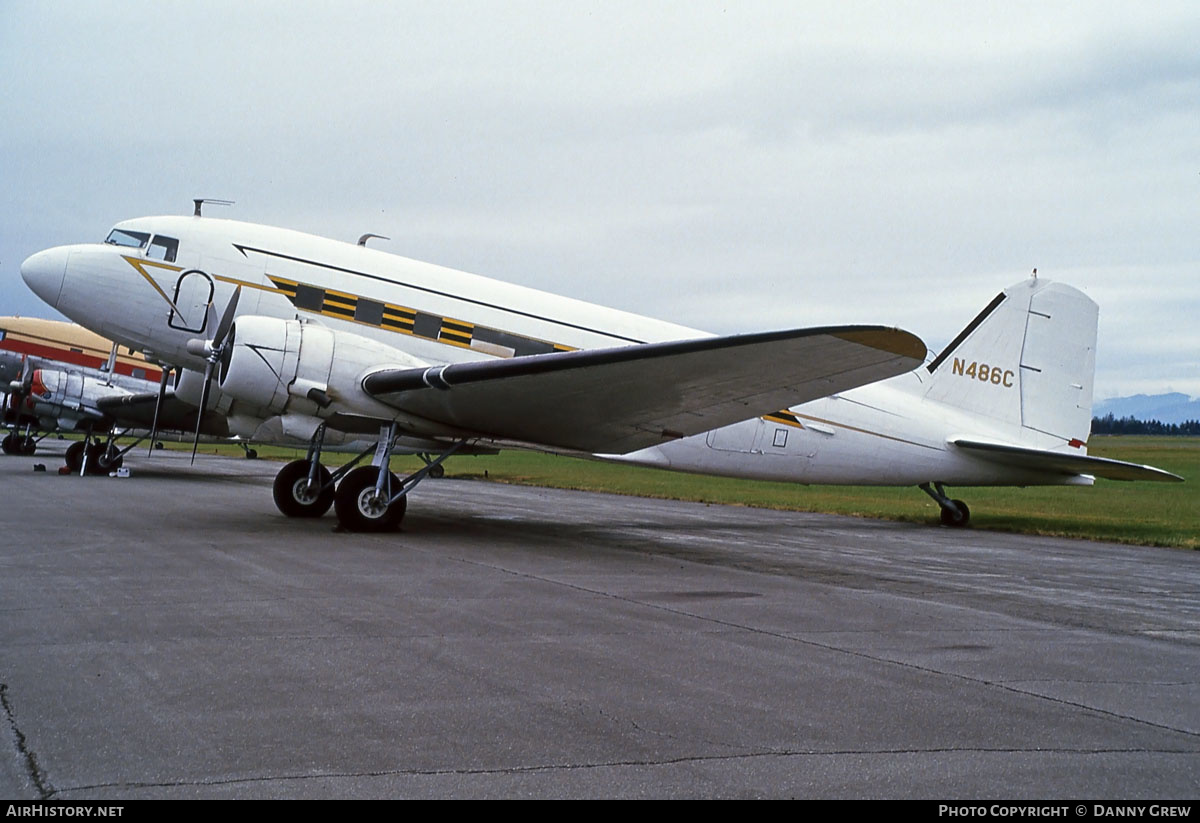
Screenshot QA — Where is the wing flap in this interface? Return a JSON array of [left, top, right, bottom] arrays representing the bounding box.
[[363, 325, 925, 453], [953, 438, 1183, 482]]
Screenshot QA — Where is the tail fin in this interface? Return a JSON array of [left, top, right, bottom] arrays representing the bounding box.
[[924, 277, 1097, 446]]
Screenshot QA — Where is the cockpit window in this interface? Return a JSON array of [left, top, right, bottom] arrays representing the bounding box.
[[105, 229, 150, 248], [148, 235, 179, 262]]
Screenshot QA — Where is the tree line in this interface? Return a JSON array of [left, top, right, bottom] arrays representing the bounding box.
[[1092, 413, 1200, 435]]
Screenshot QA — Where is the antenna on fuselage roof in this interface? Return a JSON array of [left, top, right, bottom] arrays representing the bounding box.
[[192, 198, 235, 217], [357, 233, 390, 247]]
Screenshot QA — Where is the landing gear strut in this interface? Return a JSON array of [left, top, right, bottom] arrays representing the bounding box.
[[2, 425, 38, 455], [67, 429, 151, 475], [331, 424, 462, 532], [919, 482, 971, 527], [273, 423, 337, 518], [270, 422, 462, 532]]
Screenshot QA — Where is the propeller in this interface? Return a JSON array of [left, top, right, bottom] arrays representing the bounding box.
[[184, 286, 241, 463], [8, 355, 33, 411], [146, 364, 172, 456]]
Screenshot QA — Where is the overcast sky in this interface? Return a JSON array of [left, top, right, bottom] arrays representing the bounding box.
[[2, 1, 1196, 399]]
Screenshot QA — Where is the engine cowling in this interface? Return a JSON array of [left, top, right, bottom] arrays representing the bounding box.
[[174, 368, 232, 415], [28, 368, 132, 429], [216, 316, 429, 419]]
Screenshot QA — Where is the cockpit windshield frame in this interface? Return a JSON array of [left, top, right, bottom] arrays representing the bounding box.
[[104, 228, 150, 249], [148, 235, 179, 263]]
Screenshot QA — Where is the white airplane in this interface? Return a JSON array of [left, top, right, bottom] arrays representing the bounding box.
[[19, 208, 1180, 530]]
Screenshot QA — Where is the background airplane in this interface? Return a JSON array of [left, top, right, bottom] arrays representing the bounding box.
[[0, 315, 231, 470], [19, 210, 1180, 530]]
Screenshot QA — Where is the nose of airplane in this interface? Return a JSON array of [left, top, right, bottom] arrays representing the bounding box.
[[20, 246, 69, 309]]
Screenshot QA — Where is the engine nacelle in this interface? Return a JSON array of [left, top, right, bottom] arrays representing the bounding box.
[[174, 368, 234, 415], [217, 316, 429, 419], [28, 368, 132, 429]]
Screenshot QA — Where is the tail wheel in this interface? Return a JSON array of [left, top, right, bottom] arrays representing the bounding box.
[[65, 441, 86, 472], [272, 459, 334, 518], [940, 499, 971, 527], [334, 466, 407, 532]]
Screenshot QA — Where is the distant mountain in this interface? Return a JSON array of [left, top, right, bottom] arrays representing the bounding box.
[[1094, 393, 1200, 425]]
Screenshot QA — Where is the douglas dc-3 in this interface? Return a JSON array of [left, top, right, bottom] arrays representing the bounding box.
[[20, 206, 1181, 530]]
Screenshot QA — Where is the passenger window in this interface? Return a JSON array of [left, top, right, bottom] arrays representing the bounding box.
[[148, 235, 179, 262]]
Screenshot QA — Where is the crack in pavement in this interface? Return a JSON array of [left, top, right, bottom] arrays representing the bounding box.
[[1, 683, 53, 799], [55, 745, 1200, 795]]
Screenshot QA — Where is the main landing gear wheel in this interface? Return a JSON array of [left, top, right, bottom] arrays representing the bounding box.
[[428, 463, 445, 479], [65, 441, 86, 473], [0, 433, 30, 455], [89, 442, 123, 474], [940, 499, 971, 527], [273, 460, 335, 518], [334, 465, 407, 532]]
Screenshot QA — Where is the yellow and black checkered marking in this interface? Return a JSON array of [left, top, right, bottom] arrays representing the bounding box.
[[264, 273, 575, 358], [439, 319, 474, 346], [763, 410, 804, 429]]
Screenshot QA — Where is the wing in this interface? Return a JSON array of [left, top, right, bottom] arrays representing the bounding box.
[[363, 326, 925, 453], [953, 439, 1183, 482], [97, 391, 231, 437]]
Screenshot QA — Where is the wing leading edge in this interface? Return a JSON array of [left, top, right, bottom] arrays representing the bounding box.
[[953, 439, 1184, 482], [363, 326, 926, 453]]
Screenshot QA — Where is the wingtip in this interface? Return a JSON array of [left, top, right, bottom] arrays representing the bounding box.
[[834, 329, 927, 362]]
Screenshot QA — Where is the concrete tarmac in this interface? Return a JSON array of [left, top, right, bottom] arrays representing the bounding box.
[[1, 442, 1197, 798]]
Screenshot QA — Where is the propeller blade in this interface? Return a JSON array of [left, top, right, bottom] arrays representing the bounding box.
[[147, 366, 171, 456], [190, 362, 214, 465], [212, 285, 241, 350], [16, 355, 31, 395]]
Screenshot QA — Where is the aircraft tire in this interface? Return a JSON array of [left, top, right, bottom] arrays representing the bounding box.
[[19, 437, 36, 455], [65, 441, 86, 473], [940, 499, 971, 527], [95, 444, 123, 473], [334, 466, 407, 532], [428, 463, 445, 479], [83, 442, 118, 475], [1, 434, 15, 454], [273, 460, 334, 518]]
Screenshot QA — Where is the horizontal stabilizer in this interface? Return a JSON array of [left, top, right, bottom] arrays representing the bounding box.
[[953, 438, 1183, 483], [364, 326, 926, 453]]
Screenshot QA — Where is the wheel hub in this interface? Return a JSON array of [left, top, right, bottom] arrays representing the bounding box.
[[356, 488, 390, 519], [291, 479, 320, 505]]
